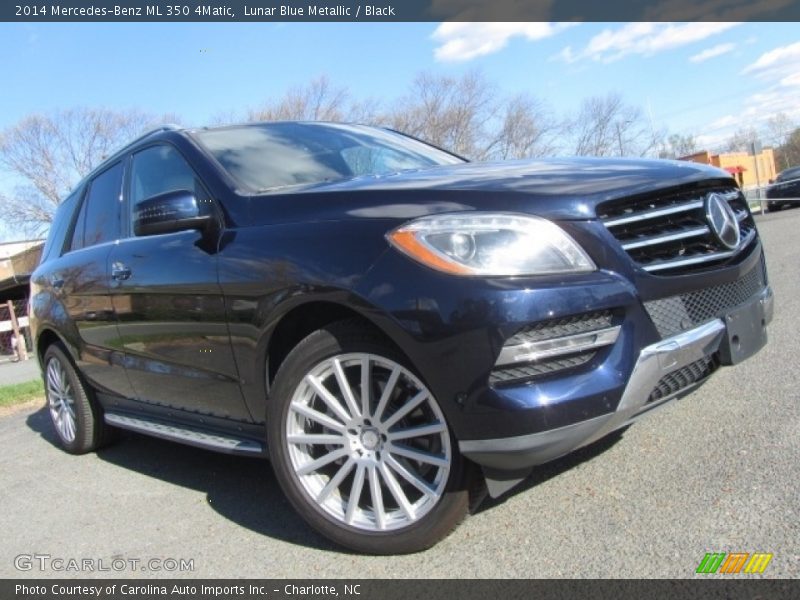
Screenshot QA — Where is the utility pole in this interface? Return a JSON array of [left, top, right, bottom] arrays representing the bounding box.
[[751, 141, 764, 214], [615, 122, 624, 156]]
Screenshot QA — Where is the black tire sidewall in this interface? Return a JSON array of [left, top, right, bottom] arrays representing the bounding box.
[[43, 344, 103, 454], [267, 323, 470, 554]]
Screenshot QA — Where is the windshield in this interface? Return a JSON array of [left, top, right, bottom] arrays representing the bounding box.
[[192, 122, 464, 192], [776, 168, 800, 183]]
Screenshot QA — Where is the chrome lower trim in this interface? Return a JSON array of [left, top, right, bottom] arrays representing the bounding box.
[[462, 317, 729, 471], [578, 319, 726, 446], [462, 285, 772, 482], [494, 325, 620, 368], [761, 285, 774, 325]]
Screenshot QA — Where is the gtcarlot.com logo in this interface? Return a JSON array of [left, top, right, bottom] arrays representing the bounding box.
[[14, 554, 195, 573], [696, 552, 773, 574]]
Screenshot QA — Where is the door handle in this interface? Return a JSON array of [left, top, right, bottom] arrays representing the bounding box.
[[111, 262, 132, 281]]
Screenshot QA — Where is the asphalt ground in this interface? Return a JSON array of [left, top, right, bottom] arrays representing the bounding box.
[[1, 210, 798, 578]]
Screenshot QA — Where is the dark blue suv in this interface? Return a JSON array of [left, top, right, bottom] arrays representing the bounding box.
[[30, 122, 773, 553]]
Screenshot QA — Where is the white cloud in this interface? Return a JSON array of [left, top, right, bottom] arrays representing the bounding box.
[[558, 22, 741, 63], [432, 22, 574, 62], [743, 40, 800, 86], [780, 72, 800, 88], [727, 42, 800, 129], [694, 65, 800, 152], [696, 131, 730, 150], [690, 42, 736, 63], [708, 115, 739, 130]]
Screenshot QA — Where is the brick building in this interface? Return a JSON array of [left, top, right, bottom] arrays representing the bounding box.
[[680, 148, 778, 189]]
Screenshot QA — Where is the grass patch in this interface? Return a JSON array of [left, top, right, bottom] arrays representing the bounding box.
[[0, 380, 45, 407]]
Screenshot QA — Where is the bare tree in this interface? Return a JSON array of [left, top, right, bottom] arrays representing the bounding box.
[[208, 109, 246, 126], [775, 126, 800, 171], [486, 93, 560, 160], [567, 93, 660, 158], [766, 113, 797, 169], [0, 108, 163, 235], [660, 133, 698, 159], [390, 71, 497, 160], [249, 75, 353, 122], [725, 127, 761, 153]]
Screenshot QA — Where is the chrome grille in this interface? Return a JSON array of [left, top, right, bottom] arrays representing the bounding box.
[[598, 187, 757, 275], [645, 254, 766, 339]]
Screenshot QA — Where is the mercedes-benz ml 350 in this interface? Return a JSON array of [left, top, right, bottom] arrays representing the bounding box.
[[30, 122, 773, 553]]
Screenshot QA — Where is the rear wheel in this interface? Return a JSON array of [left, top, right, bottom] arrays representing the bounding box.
[[267, 320, 470, 554], [43, 344, 115, 454]]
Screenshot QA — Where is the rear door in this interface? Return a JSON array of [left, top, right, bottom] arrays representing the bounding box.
[[108, 143, 251, 421], [46, 162, 135, 398]]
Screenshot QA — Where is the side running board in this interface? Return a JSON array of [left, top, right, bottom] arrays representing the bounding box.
[[104, 412, 266, 457]]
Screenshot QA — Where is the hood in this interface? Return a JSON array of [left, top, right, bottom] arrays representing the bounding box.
[[244, 157, 735, 225]]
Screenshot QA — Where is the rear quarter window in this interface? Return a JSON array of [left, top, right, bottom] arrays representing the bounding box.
[[40, 188, 82, 264]]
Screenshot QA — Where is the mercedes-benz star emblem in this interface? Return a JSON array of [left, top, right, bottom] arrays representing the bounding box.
[[705, 193, 740, 250]]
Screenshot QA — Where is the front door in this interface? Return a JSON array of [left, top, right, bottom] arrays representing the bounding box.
[[109, 143, 251, 421]]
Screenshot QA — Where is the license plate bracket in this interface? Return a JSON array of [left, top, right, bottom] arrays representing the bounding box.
[[719, 296, 768, 365]]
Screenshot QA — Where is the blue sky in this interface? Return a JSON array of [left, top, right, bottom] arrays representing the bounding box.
[[1, 21, 799, 240]]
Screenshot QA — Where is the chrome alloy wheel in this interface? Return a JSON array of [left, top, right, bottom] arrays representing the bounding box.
[[286, 353, 451, 532], [46, 356, 77, 443]]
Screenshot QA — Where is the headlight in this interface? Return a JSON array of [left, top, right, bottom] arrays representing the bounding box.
[[387, 213, 595, 276]]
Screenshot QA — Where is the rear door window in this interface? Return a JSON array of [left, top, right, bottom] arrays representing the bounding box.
[[71, 162, 124, 251]]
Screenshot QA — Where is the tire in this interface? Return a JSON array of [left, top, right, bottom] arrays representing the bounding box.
[[267, 319, 471, 554], [43, 343, 116, 454]]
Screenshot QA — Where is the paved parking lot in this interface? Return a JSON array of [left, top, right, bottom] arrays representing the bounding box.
[[1, 211, 798, 578], [0, 357, 39, 385]]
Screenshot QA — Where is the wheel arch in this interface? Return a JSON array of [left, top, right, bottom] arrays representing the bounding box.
[[238, 290, 438, 426], [264, 300, 396, 392], [35, 327, 74, 368]]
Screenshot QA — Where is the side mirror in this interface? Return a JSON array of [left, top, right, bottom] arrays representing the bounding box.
[[133, 190, 213, 237]]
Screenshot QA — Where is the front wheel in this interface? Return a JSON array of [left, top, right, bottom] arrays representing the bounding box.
[[267, 320, 470, 554]]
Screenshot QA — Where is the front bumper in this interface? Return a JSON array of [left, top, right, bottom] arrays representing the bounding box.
[[460, 285, 774, 474]]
